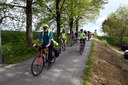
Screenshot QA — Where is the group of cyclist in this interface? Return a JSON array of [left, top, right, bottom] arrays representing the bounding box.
[[33, 24, 90, 66]]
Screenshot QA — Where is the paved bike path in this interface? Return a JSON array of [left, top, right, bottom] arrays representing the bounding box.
[[0, 40, 92, 85]]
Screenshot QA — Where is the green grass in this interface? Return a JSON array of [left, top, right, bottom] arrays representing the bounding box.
[[102, 39, 108, 47], [83, 39, 94, 85]]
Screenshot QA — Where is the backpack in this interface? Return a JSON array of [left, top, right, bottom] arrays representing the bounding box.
[[53, 47, 61, 57]]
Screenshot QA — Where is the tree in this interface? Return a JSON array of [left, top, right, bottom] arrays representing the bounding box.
[[0, 0, 33, 47], [26, 0, 33, 47], [102, 6, 128, 45], [74, 0, 107, 32], [34, 0, 66, 40]]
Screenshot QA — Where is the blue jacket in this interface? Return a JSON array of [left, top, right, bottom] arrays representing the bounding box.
[[38, 31, 53, 46]]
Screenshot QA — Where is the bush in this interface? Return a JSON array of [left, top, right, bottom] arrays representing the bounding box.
[[122, 37, 128, 45], [98, 36, 120, 47], [1, 31, 38, 64], [102, 39, 108, 46]]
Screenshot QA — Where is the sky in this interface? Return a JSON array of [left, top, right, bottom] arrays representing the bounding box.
[[5, 0, 128, 35], [82, 0, 128, 35]]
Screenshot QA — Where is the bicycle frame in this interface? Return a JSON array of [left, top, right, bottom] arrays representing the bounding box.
[[37, 47, 49, 66], [37, 49, 44, 65]]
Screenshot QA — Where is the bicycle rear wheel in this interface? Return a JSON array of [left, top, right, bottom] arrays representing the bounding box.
[[31, 55, 44, 76], [51, 51, 56, 65]]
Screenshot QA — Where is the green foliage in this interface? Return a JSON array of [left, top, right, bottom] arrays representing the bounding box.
[[122, 37, 128, 45], [102, 6, 128, 46], [98, 36, 120, 47], [33, 0, 106, 32], [102, 39, 108, 47], [1, 31, 72, 64], [1, 31, 38, 64]]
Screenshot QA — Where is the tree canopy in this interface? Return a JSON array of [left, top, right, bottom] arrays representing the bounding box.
[[102, 6, 128, 45]]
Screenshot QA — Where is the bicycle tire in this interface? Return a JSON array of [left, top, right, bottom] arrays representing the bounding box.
[[64, 43, 66, 50], [61, 43, 65, 51], [79, 44, 83, 55], [31, 55, 45, 76], [51, 51, 56, 65], [80, 48, 83, 55]]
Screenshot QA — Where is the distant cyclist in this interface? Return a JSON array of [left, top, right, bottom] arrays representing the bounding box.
[[79, 29, 86, 45], [60, 29, 67, 50], [71, 31, 76, 42], [33, 24, 58, 65], [87, 31, 91, 41]]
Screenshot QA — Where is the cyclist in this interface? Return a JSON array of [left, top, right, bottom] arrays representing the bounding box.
[[84, 30, 87, 36], [79, 29, 86, 45], [60, 29, 67, 50], [70, 31, 76, 44], [87, 31, 91, 41], [33, 24, 58, 66]]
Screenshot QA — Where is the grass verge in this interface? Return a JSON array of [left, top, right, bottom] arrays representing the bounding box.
[[83, 39, 94, 85]]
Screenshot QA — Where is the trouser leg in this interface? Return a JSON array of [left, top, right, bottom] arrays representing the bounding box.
[[48, 45, 53, 62], [83, 39, 85, 45]]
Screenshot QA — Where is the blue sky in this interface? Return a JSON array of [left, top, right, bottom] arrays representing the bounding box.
[[82, 0, 128, 35]]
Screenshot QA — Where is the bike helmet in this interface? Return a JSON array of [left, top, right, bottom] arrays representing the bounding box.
[[43, 24, 49, 28]]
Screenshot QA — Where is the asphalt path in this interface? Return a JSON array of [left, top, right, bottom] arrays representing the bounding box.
[[0, 40, 92, 85]]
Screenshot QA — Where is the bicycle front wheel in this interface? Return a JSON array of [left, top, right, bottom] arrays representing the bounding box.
[[31, 55, 44, 76], [80, 48, 83, 55], [79, 45, 83, 55]]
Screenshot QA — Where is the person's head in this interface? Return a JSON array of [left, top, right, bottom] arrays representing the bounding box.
[[62, 29, 65, 33], [43, 24, 49, 32], [80, 29, 83, 32], [84, 30, 86, 32]]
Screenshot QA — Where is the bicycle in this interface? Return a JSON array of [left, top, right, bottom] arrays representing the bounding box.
[[79, 40, 85, 55], [70, 38, 77, 47], [60, 38, 66, 51], [31, 45, 56, 76]]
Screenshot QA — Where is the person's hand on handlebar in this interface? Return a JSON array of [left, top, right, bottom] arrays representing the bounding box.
[[33, 39, 39, 47], [33, 44, 36, 47], [46, 43, 50, 48]]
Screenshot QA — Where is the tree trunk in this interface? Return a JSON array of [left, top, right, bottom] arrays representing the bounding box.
[[69, 17, 73, 34], [0, 30, 2, 64], [76, 19, 79, 32], [26, 0, 33, 47], [56, 0, 61, 40]]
